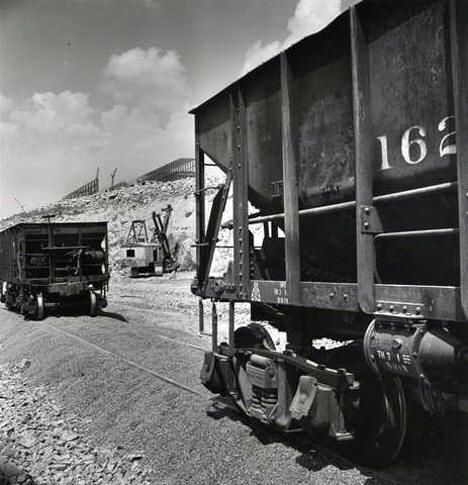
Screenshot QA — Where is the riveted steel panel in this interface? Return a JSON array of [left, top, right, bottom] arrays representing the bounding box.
[[192, 0, 468, 321]]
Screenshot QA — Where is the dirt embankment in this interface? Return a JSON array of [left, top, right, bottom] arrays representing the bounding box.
[[0, 172, 228, 277]]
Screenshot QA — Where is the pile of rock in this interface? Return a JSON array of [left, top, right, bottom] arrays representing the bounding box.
[[0, 170, 233, 278], [0, 361, 155, 484]]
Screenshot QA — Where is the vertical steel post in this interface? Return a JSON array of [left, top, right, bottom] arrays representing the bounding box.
[[201, 171, 232, 293], [195, 117, 205, 290], [450, 0, 468, 318], [42, 215, 55, 285], [280, 52, 301, 306], [350, 7, 375, 314], [198, 297, 204, 334], [211, 299, 218, 352], [231, 87, 250, 300], [229, 300, 235, 355], [105, 229, 109, 286]]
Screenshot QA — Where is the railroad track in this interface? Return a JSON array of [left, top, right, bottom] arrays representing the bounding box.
[[43, 323, 207, 399], [121, 325, 208, 353], [103, 304, 210, 352]]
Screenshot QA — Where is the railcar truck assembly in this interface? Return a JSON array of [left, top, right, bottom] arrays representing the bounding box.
[[191, 0, 468, 466]]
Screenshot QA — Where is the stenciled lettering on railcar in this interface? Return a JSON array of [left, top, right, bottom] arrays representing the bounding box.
[[251, 282, 261, 302], [377, 115, 457, 171], [376, 349, 411, 375], [273, 281, 289, 305]]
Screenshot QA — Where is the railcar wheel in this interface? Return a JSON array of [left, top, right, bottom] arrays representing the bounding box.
[[35, 294, 45, 321], [5, 295, 13, 311], [89, 291, 98, 317], [234, 323, 276, 350], [4, 288, 16, 312], [354, 375, 407, 467]]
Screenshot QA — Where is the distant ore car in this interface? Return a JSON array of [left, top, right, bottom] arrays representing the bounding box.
[[0, 218, 109, 319]]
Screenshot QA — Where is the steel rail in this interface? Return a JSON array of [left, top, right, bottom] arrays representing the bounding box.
[[144, 331, 207, 352], [372, 181, 456, 203], [44, 324, 207, 398], [237, 181, 458, 226], [375, 228, 459, 240], [103, 302, 209, 351]]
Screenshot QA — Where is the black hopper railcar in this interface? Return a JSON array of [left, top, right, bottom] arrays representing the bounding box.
[[191, 0, 468, 466], [0, 217, 109, 319]]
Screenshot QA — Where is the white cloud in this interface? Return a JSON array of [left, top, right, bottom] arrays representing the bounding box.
[[241, 40, 281, 75], [99, 46, 193, 180], [0, 91, 105, 215], [241, 0, 343, 74], [103, 47, 189, 122], [10, 91, 98, 137], [98, 101, 193, 181], [284, 0, 342, 47], [0, 46, 194, 217], [0, 95, 17, 140], [0, 94, 13, 118]]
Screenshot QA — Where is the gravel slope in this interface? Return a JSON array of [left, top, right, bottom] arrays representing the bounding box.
[[0, 275, 459, 484]]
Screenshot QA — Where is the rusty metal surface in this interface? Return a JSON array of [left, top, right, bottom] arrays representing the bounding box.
[[244, 60, 283, 210], [192, 0, 467, 321], [197, 92, 231, 171], [194, 0, 455, 207], [451, 0, 468, 318], [200, 276, 462, 322], [292, 14, 355, 209], [366, 1, 455, 194]]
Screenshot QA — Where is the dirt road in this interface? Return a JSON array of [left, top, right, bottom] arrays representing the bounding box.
[[0, 275, 452, 484]]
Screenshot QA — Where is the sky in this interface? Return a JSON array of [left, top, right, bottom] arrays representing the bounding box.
[[0, 0, 355, 218]]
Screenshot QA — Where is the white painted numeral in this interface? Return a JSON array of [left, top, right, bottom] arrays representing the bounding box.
[[438, 116, 457, 157], [377, 135, 391, 170], [401, 125, 427, 165]]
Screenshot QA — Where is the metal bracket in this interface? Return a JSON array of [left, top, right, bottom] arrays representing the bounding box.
[[360, 205, 383, 234], [270, 180, 284, 198], [374, 300, 426, 319], [290, 375, 318, 421]]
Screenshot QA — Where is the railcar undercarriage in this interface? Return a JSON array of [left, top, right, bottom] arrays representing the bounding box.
[[199, 303, 468, 466], [1, 279, 107, 320]]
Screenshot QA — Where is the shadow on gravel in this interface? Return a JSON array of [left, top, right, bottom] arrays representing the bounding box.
[[97, 310, 128, 322], [207, 397, 363, 474], [43, 307, 128, 322], [0, 459, 34, 485], [206, 396, 462, 485]]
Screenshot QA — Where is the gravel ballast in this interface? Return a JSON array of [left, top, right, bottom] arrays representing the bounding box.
[[0, 361, 154, 484]]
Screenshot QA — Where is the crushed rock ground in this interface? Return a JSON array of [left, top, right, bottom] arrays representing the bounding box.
[[0, 361, 154, 484]]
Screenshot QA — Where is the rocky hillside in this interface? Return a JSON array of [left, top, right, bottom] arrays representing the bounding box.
[[0, 173, 231, 277]]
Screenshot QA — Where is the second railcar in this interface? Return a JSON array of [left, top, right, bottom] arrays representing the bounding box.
[[0, 219, 109, 319]]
